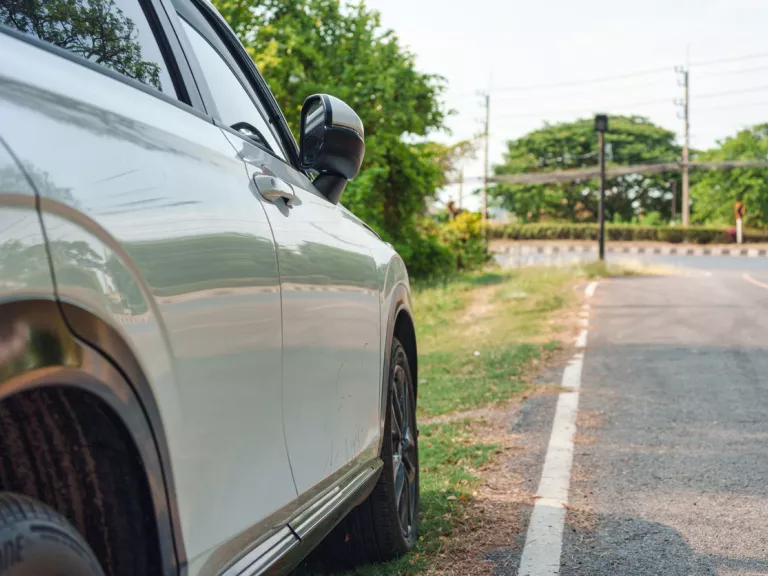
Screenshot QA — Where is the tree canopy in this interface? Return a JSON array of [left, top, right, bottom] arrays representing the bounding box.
[[491, 116, 682, 223], [691, 124, 768, 228]]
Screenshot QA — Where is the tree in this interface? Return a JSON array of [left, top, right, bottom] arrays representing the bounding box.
[[491, 116, 682, 223], [1, 0, 161, 88], [691, 124, 768, 228], [211, 0, 453, 276]]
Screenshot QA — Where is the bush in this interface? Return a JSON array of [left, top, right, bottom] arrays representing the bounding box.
[[393, 222, 455, 281], [489, 222, 768, 244], [395, 213, 491, 281], [440, 212, 490, 271]]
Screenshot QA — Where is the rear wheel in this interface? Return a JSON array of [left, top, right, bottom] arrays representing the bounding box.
[[323, 337, 419, 565], [0, 492, 105, 575]]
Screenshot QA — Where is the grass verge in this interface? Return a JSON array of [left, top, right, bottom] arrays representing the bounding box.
[[350, 265, 585, 575], [415, 266, 579, 419]]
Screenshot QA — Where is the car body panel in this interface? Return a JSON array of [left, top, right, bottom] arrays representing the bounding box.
[[0, 140, 55, 302], [0, 31, 298, 564], [220, 131, 383, 497]]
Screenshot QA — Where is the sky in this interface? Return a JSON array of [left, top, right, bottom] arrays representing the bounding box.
[[364, 0, 768, 210]]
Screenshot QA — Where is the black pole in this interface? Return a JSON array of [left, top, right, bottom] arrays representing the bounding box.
[[671, 180, 677, 222], [598, 131, 606, 261]]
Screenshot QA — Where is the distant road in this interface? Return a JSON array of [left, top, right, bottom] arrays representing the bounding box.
[[493, 257, 768, 575], [560, 263, 768, 575]]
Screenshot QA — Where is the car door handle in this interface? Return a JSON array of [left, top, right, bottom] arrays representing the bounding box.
[[253, 175, 296, 206]]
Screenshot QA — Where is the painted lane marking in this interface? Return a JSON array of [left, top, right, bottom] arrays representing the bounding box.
[[743, 273, 768, 291], [517, 281, 596, 576]]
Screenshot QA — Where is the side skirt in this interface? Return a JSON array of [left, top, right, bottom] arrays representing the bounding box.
[[221, 459, 382, 576]]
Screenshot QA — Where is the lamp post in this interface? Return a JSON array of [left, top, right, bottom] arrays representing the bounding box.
[[595, 114, 608, 261]]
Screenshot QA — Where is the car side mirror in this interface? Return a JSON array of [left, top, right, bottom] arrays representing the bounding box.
[[299, 94, 365, 204]]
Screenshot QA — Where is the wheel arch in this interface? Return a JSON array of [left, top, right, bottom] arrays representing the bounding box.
[[378, 282, 417, 452], [0, 297, 184, 576]]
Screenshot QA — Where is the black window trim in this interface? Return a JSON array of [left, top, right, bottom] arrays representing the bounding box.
[[169, 0, 303, 171], [174, 12, 286, 161], [0, 0, 208, 123]]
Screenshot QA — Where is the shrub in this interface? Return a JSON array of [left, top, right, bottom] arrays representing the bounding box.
[[489, 222, 768, 244], [440, 212, 490, 271]]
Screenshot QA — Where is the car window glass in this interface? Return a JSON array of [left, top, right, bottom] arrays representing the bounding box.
[[0, 0, 177, 96], [179, 18, 285, 160]]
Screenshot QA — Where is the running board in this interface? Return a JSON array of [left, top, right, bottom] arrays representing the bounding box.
[[221, 459, 383, 576]]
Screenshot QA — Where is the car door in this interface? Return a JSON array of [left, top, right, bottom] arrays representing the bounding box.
[[172, 0, 383, 499], [0, 0, 298, 568]]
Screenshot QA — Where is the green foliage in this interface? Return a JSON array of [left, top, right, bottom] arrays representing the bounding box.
[[439, 212, 490, 271], [691, 124, 768, 227], [212, 0, 460, 278], [489, 222, 768, 244], [492, 116, 681, 223]]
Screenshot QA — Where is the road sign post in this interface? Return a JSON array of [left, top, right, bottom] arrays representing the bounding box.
[[595, 115, 608, 261], [734, 202, 746, 244]]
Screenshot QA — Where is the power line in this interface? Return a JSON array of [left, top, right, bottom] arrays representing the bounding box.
[[489, 66, 671, 93], [695, 84, 768, 100], [691, 52, 768, 68], [494, 97, 674, 120], [695, 100, 768, 113], [483, 77, 672, 102], [698, 64, 768, 78], [451, 51, 768, 99], [487, 86, 768, 121]]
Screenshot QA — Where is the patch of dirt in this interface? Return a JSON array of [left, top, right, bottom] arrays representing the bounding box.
[[421, 385, 563, 426], [422, 279, 595, 575], [427, 410, 536, 576], [577, 410, 605, 430], [461, 284, 499, 325], [564, 503, 598, 533], [574, 434, 596, 445]]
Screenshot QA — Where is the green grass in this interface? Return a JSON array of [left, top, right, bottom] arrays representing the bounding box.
[[346, 265, 588, 575], [414, 266, 579, 419]]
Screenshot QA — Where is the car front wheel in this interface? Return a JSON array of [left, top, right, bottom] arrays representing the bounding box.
[[323, 337, 419, 565]]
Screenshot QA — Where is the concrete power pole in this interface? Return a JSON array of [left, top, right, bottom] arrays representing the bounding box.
[[676, 67, 690, 226], [458, 168, 464, 210], [482, 93, 490, 223]]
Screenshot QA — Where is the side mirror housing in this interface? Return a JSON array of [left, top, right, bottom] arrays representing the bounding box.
[[299, 94, 365, 204]]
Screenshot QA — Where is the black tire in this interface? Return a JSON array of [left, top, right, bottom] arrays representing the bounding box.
[[0, 492, 105, 575], [323, 337, 419, 566]]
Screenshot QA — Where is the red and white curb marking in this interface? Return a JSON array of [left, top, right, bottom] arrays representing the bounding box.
[[517, 281, 597, 576]]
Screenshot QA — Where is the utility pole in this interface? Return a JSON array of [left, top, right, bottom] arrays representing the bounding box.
[[458, 168, 464, 210], [595, 114, 608, 261], [676, 66, 690, 226], [482, 93, 490, 223]]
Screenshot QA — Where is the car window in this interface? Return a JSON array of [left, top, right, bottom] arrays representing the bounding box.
[[0, 0, 177, 96], [179, 18, 286, 160]]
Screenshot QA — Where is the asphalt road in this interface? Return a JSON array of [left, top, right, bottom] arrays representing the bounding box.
[[493, 260, 768, 575]]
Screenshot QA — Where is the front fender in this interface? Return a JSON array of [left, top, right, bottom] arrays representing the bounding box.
[[376, 254, 416, 452]]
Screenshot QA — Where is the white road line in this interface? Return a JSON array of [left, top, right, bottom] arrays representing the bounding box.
[[517, 282, 596, 576], [743, 273, 768, 291]]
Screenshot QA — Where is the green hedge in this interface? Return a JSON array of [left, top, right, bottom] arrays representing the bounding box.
[[488, 223, 768, 244]]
